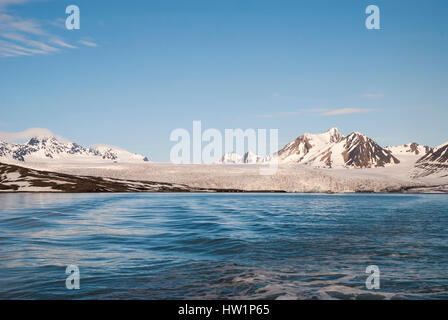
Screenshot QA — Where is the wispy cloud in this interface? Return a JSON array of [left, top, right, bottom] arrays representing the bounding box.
[[78, 39, 98, 47], [1, 32, 59, 53], [0, 12, 46, 35], [0, 2, 95, 57], [322, 108, 373, 116], [0, 128, 56, 142], [0, 0, 33, 9], [50, 38, 77, 49], [47, 17, 66, 30]]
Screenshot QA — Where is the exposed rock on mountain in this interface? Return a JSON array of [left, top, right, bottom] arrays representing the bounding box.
[[413, 142, 448, 178], [386, 143, 433, 158], [342, 132, 400, 168], [278, 128, 399, 168], [216, 128, 401, 169], [278, 127, 344, 164], [242, 150, 261, 164], [0, 136, 149, 163]]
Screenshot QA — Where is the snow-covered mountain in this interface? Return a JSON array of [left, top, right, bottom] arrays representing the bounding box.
[[0, 135, 149, 163], [219, 150, 262, 164], [242, 151, 262, 163], [89, 144, 149, 162], [278, 127, 344, 164], [413, 142, 448, 178], [277, 128, 400, 168], [220, 152, 243, 164], [386, 143, 432, 159], [216, 128, 403, 169], [418, 142, 448, 163]]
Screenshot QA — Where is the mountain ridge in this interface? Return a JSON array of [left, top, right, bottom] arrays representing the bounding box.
[[216, 128, 445, 174], [220, 127, 400, 168], [275, 128, 400, 168], [413, 142, 448, 178], [0, 136, 149, 163]]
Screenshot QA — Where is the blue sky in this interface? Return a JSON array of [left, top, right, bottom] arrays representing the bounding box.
[[0, 0, 447, 161]]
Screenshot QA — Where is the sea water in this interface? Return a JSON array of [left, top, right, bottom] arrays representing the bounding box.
[[0, 193, 447, 299]]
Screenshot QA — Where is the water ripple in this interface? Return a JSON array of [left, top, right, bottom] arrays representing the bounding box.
[[0, 193, 447, 299]]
